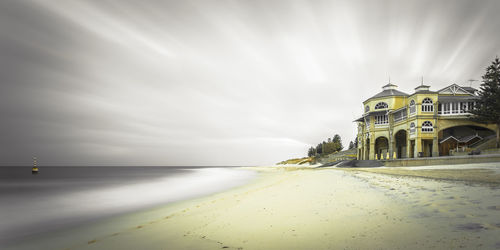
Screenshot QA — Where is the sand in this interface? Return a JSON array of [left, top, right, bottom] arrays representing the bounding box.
[[9, 164, 500, 250]]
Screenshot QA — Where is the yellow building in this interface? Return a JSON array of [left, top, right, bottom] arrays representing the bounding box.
[[355, 83, 497, 160]]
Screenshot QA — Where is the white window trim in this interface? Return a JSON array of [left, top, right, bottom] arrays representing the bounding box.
[[409, 122, 416, 134], [374, 102, 389, 110], [409, 100, 416, 116], [421, 121, 434, 133], [421, 98, 434, 113]]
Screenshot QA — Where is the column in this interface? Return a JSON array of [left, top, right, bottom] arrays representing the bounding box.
[[415, 138, 422, 158], [406, 138, 412, 158], [388, 137, 394, 160], [432, 137, 439, 157], [369, 141, 375, 160]]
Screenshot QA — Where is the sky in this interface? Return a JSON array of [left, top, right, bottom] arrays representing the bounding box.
[[1, 0, 500, 166]]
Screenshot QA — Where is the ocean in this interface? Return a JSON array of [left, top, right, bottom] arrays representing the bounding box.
[[0, 166, 256, 245]]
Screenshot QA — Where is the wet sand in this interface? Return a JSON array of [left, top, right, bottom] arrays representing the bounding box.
[[9, 164, 500, 250]]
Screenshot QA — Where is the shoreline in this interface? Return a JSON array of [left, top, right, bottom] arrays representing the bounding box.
[[8, 163, 500, 250]]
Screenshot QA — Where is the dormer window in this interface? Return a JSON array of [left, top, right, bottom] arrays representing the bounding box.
[[409, 100, 416, 115], [374, 102, 388, 110], [422, 98, 433, 112]]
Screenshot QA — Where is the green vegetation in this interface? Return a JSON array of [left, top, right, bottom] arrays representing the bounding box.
[[470, 57, 500, 148], [307, 134, 347, 157], [277, 157, 314, 165]]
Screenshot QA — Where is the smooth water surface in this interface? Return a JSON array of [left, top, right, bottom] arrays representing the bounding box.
[[0, 166, 255, 245]]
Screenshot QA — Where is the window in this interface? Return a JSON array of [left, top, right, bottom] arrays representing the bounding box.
[[365, 116, 370, 128], [421, 121, 433, 132], [422, 98, 433, 112], [443, 103, 450, 114], [394, 109, 407, 122], [409, 122, 416, 134], [467, 102, 474, 111], [460, 102, 467, 113], [365, 105, 370, 113], [452, 102, 459, 114], [374, 102, 388, 110], [409, 100, 416, 115], [374, 115, 388, 125]]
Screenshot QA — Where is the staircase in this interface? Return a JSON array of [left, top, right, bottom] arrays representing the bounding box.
[[469, 135, 497, 150]]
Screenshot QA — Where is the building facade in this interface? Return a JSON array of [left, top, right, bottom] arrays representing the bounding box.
[[355, 83, 497, 160]]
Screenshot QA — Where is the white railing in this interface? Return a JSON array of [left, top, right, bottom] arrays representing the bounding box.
[[394, 115, 407, 123], [438, 102, 475, 116]]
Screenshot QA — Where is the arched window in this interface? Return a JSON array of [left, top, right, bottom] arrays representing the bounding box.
[[365, 105, 370, 113], [409, 122, 416, 134], [422, 121, 433, 132], [374, 102, 388, 109], [409, 100, 416, 115], [422, 98, 433, 112]]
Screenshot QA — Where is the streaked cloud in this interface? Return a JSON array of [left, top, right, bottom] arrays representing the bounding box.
[[1, 0, 499, 166]]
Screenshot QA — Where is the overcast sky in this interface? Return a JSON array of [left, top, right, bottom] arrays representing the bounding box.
[[1, 0, 500, 166]]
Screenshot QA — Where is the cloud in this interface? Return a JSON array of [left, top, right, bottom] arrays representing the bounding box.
[[1, 0, 500, 166]]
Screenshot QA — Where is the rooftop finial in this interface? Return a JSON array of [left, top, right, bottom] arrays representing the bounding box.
[[421, 76, 424, 86]]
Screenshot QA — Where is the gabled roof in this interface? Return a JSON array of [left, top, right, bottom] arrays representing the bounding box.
[[440, 136, 459, 144], [458, 135, 482, 143], [439, 135, 482, 144], [438, 84, 475, 95]]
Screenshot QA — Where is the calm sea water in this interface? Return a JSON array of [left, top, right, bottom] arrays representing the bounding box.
[[0, 166, 255, 245]]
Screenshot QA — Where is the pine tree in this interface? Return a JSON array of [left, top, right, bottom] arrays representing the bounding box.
[[470, 57, 500, 148], [315, 143, 323, 155], [332, 134, 343, 151], [348, 141, 354, 150], [307, 147, 316, 157]]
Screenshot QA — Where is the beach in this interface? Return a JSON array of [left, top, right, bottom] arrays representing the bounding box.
[[8, 163, 500, 250]]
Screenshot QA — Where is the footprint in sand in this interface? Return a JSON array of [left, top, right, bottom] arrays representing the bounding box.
[[455, 222, 487, 232], [487, 205, 500, 211]]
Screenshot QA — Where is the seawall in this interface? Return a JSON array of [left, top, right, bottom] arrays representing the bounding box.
[[382, 154, 500, 167]]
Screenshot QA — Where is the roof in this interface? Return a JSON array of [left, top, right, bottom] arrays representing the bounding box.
[[461, 86, 477, 93], [383, 83, 398, 88], [353, 117, 364, 122], [440, 136, 459, 144], [364, 110, 389, 116], [364, 89, 409, 102], [438, 95, 479, 103], [410, 90, 437, 95], [414, 84, 430, 90], [459, 135, 482, 143], [437, 84, 476, 95], [439, 135, 482, 144]]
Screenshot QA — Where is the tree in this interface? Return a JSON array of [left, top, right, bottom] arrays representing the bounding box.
[[315, 143, 323, 155], [348, 141, 354, 150], [307, 147, 316, 157], [469, 57, 500, 148], [332, 134, 343, 151]]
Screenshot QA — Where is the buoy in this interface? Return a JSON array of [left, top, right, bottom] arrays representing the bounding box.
[[32, 157, 38, 174]]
